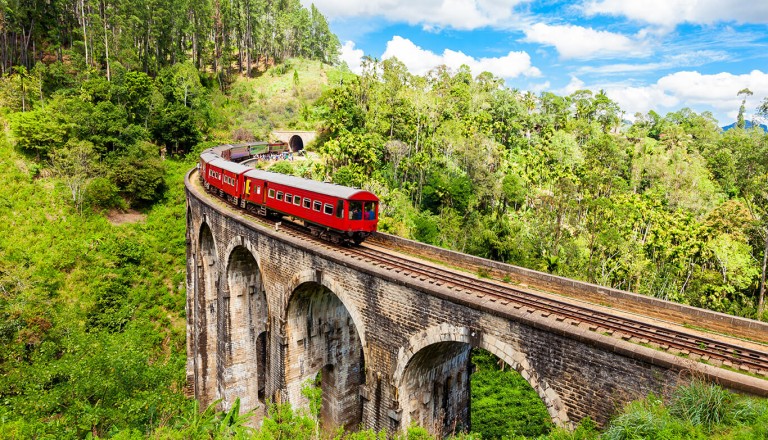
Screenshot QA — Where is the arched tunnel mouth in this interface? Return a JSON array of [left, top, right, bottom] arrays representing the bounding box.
[[400, 344, 553, 438], [289, 135, 304, 152]]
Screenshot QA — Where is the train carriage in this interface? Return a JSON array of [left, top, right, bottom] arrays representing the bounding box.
[[199, 152, 220, 187], [200, 146, 379, 245], [205, 158, 251, 205], [243, 169, 379, 244]]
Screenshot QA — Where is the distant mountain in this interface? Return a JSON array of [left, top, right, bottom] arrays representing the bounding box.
[[721, 120, 768, 132]]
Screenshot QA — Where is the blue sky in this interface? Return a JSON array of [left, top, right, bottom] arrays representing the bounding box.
[[301, 0, 768, 125]]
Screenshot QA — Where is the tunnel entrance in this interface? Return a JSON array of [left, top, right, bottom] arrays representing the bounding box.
[[289, 135, 304, 152], [285, 282, 365, 433]]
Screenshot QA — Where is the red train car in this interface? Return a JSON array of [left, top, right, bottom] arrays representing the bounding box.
[[203, 157, 252, 205], [199, 146, 380, 245], [199, 152, 219, 184], [242, 169, 378, 244]]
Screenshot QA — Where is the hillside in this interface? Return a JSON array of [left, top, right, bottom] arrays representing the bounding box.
[[211, 58, 357, 141], [0, 133, 194, 437]]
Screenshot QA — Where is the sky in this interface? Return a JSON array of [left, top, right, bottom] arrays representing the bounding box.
[[300, 0, 768, 125]]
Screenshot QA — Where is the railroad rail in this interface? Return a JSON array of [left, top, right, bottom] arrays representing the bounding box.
[[193, 171, 768, 379]]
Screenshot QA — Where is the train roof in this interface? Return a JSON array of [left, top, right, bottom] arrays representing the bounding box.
[[245, 169, 378, 201], [209, 158, 253, 175], [200, 152, 219, 163]]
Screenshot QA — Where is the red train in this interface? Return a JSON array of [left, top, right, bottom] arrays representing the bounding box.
[[199, 147, 379, 245]]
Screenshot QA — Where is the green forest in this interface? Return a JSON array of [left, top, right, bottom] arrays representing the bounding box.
[[1, 0, 768, 437]]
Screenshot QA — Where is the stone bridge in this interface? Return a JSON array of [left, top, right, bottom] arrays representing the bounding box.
[[185, 169, 768, 436]]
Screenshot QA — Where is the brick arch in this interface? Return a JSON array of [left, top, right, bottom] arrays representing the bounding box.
[[283, 270, 367, 431], [393, 323, 570, 430], [220, 237, 268, 412], [195, 221, 219, 406], [284, 270, 368, 349]]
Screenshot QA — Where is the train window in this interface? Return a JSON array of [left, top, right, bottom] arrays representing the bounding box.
[[364, 201, 377, 220], [336, 200, 344, 218], [303, 198, 310, 209], [349, 201, 362, 220], [313, 201, 322, 211], [294, 197, 301, 206], [276, 191, 284, 201], [285, 194, 292, 204], [323, 203, 333, 215], [268, 189, 275, 198]]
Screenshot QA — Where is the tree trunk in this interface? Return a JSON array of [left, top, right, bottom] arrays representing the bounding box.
[[758, 228, 767, 318], [101, 0, 110, 81], [81, 0, 89, 67]]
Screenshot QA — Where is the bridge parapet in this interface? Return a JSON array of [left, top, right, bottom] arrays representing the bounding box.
[[368, 233, 768, 343]]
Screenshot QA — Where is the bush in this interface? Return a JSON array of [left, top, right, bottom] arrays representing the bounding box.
[[84, 176, 126, 210], [669, 380, 733, 428], [269, 160, 295, 175], [109, 142, 166, 206]]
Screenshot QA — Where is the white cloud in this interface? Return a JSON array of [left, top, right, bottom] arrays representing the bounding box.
[[603, 85, 679, 118], [656, 70, 768, 117], [523, 23, 648, 59], [583, 0, 768, 28], [576, 50, 731, 75], [381, 36, 540, 79], [570, 70, 768, 124], [340, 40, 365, 74], [300, 0, 526, 30], [559, 76, 586, 95]]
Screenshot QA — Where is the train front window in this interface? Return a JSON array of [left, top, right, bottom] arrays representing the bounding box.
[[349, 201, 363, 220], [364, 201, 377, 220]]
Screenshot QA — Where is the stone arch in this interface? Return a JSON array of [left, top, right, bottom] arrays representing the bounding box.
[[195, 221, 219, 406], [289, 135, 304, 152], [220, 237, 268, 413], [285, 270, 367, 349], [393, 324, 570, 435], [284, 272, 366, 432]]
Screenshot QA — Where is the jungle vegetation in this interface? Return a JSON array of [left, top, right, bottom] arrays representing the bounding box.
[[0, 4, 767, 436]]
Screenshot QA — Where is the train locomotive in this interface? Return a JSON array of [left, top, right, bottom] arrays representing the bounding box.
[[199, 144, 379, 245]]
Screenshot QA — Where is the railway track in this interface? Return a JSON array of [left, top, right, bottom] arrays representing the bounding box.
[[197, 174, 768, 379], [347, 244, 768, 377]]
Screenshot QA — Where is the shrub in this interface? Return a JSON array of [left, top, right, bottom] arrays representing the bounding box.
[[669, 380, 733, 428], [109, 142, 166, 206], [84, 176, 126, 210]]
